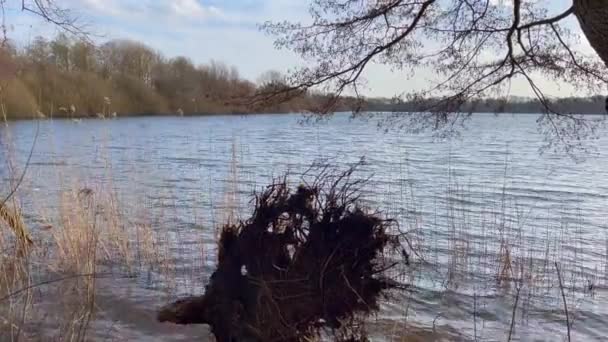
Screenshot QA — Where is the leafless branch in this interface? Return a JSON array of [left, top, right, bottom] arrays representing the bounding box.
[[20, 0, 89, 38]]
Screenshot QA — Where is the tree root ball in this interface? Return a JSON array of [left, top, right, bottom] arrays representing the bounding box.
[[158, 162, 409, 341]]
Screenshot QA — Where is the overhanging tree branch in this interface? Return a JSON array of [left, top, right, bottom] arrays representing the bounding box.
[[20, 0, 89, 38], [259, 0, 608, 154]]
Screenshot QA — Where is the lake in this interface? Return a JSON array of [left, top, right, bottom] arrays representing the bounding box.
[[1, 113, 608, 341]]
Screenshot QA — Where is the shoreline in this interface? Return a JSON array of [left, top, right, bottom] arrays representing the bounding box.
[[4, 110, 606, 122], [3, 111, 304, 121]]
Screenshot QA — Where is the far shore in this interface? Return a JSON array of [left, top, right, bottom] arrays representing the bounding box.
[[4, 110, 607, 122]]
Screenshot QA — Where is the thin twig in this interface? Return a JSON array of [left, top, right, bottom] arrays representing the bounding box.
[[473, 291, 477, 341], [507, 282, 522, 342], [1, 121, 40, 207], [0, 272, 112, 302], [555, 262, 571, 342], [432, 313, 442, 333]]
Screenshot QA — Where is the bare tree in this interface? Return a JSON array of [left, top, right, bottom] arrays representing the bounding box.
[[261, 0, 608, 153]]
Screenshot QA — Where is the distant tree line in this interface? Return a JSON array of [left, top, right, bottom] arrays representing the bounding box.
[[0, 34, 323, 119], [0, 34, 603, 120], [364, 96, 607, 115]]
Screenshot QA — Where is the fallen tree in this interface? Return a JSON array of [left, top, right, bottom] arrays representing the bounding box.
[[158, 163, 409, 341]]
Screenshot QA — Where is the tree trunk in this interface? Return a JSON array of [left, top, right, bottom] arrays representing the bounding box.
[[574, 0, 608, 67]]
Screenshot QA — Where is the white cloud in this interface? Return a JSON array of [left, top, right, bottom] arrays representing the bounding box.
[[488, 0, 512, 7], [169, 0, 224, 19], [78, 0, 129, 17], [74, 0, 226, 24]]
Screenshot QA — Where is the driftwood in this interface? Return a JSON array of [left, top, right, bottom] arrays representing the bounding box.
[[158, 164, 407, 341]]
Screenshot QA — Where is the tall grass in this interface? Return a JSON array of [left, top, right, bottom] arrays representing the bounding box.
[[0, 143, 175, 342], [385, 152, 603, 341]]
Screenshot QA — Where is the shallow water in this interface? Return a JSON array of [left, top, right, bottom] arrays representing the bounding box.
[[2, 113, 608, 341]]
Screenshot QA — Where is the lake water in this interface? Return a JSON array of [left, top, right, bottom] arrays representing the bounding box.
[[2, 113, 608, 341]]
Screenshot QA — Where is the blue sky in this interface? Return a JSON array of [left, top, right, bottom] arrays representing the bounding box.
[[4, 0, 592, 98]]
